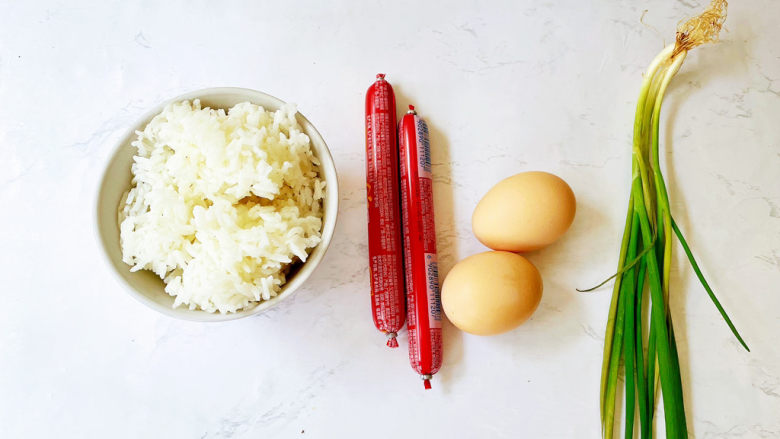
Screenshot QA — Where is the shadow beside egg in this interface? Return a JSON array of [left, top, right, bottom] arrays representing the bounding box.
[[476, 198, 610, 359]]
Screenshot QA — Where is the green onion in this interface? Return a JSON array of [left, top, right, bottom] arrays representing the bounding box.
[[592, 1, 749, 437]]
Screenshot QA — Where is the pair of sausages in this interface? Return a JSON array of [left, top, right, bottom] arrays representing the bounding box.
[[365, 74, 442, 389]]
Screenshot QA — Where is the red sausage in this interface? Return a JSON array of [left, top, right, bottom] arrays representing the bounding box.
[[398, 105, 442, 389], [365, 74, 406, 348]]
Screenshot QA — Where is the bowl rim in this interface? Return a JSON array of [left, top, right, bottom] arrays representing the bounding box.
[[94, 87, 339, 322]]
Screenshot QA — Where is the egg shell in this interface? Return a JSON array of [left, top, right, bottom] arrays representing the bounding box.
[[441, 251, 543, 336], [472, 171, 576, 252]]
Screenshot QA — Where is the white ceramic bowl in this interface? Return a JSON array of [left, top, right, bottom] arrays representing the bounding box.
[[95, 88, 338, 321]]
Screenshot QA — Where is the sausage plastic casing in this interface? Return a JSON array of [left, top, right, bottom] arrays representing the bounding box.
[[365, 74, 406, 348], [398, 105, 442, 388]]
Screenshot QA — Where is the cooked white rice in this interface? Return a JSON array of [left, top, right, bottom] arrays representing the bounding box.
[[118, 99, 324, 313]]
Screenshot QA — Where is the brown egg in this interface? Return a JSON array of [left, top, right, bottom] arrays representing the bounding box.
[[441, 251, 543, 336], [472, 171, 576, 252]]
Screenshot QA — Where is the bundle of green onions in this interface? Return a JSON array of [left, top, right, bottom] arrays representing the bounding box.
[[586, 1, 750, 437]]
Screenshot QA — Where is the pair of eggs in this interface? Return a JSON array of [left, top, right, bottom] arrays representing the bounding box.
[[441, 171, 576, 336]]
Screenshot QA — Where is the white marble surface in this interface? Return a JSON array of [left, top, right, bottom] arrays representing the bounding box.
[[1, 1, 778, 437]]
